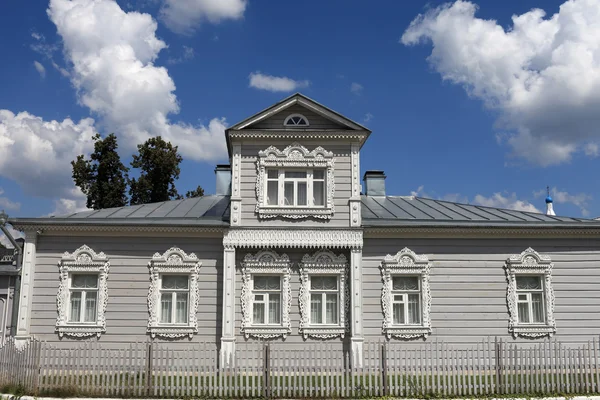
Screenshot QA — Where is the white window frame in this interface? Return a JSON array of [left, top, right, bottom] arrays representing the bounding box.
[[158, 274, 191, 325], [255, 143, 335, 220], [505, 248, 556, 338], [148, 247, 201, 339], [283, 113, 310, 127], [381, 248, 432, 340], [56, 245, 109, 338], [299, 250, 348, 340], [241, 250, 291, 339], [265, 169, 327, 208]]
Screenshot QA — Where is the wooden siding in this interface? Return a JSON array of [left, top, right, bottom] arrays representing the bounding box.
[[362, 237, 600, 345], [30, 235, 223, 346], [245, 104, 347, 130], [239, 140, 352, 228]]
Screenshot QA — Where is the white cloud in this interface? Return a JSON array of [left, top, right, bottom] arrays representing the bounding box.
[[31, 31, 44, 41], [584, 143, 599, 157], [47, 187, 89, 217], [160, 0, 246, 35], [350, 82, 363, 95], [0, 188, 21, 212], [364, 112, 373, 123], [473, 192, 541, 213], [534, 186, 592, 216], [167, 45, 195, 65], [402, 0, 600, 166], [33, 61, 46, 78], [248, 72, 310, 92]]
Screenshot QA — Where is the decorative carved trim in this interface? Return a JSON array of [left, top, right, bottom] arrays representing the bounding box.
[[298, 250, 349, 340], [147, 247, 202, 339], [380, 248, 432, 340], [505, 248, 556, 338], [223, 229, 363, 250], [56, 245, 110, 338], [240, 250, 292, 339], [231, 143, 242, 226], [350, 143, 361, 227], [228, 130, 370, 145], [255, 143, 335, 220]]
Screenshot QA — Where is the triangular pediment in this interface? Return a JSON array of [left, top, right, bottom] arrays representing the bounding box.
[[228, 93, 370, 132]]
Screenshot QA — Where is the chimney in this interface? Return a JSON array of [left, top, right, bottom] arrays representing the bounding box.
[[363, 170, 386, 196], [215, 164, 232, 196]]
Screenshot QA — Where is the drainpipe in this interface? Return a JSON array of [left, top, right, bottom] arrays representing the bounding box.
[[0, 211, 23, 337]]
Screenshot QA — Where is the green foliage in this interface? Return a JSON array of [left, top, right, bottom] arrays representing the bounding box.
[[185, 185, 205, 198], [71, 133, 129, 210], [129, 136, 183, 205]]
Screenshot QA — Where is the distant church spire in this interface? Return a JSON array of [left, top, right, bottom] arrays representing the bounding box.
[[545, 186, 556, 216]]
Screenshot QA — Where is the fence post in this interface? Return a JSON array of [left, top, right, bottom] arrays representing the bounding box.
[[495, 337, 503, 394], [262, 343, 270, 399], [145, 341, 153, 397], [381, 343, 388, 397]]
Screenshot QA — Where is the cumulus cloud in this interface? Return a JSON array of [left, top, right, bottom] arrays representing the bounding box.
[[248, 72, 310, 93], [350, 82, 363, 95], [0, 189, 21, 212], [47, 187, 89, 217], [160, 0, 246, 35], [33, 61, 46, 78], [402, 0, 600, 166], [473, 192, 541, 213], [534, 186, 592, 216]]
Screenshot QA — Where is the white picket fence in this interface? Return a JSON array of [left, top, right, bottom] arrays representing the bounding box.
[[0, 337, 599, 398]]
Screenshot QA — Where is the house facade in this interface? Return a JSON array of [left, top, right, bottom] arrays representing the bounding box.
[[9, 94, 600, 367]]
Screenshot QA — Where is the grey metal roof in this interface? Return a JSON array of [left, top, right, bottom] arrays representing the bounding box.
[[361, 196, 600, 228], [9, 195, 230, 227]]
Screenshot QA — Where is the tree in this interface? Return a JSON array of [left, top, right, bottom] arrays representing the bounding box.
[[129, 136, 183, 205], [185, 185, 205, 198], [71, 133, 129, 210]]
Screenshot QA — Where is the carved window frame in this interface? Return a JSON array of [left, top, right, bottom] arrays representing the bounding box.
[[381, 248, 432, 339], [147, 247, 201, 339], [505, 248, 556, 338], [255, 143, 335, 219], [56, 245, 110, 338], [299, 250, 349, 339], [240, 250, 292, 339]]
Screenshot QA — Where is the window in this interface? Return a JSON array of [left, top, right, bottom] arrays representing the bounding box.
[[147, 247, 201, 339], [56, 245, 110, 338], [299, 250, 348, 340], [256, 143, 335, 220], [505, 248, 556, 338], [381, 248, 431, 340], [241, 250, 291, 339], [283, 113, 309, 127]]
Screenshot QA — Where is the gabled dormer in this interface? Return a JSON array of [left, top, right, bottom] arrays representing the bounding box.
[[225, 93, 370, 228]]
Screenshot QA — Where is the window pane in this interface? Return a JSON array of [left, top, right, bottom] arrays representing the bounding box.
[[267, 169, 278, 179], [162, 275, 189, 290], [531, 293, 545, 323], [70, 292, 81, 322], [310, 294, 322, 324], [254, 276, 281, 291], [313, 170, 325, 180], [267, 181, 278, 206], [407, 294, 421, 324], [296, 118, 307, 125], [313, 181, 325, 206], [72, 274, 98, 289], [297, 182, 307, 206], [253, 303, 265, 324], [160, 293, 172, 323], [176, 292, 188, 324], [516, 276, 542, 290], [393, 276, 419, 291], [518, 302, 530, 323], [285, 171, 306, 179], [393, 303, 404, 325], [311, 276, 338, 290], [84, 292, 97, 322], [269, 294, 281, 324], [284, 182, 294, 205], [326, 293, 338, 324]]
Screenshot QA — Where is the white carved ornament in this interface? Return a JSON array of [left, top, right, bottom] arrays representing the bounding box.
[[240, 250, 292, 339], [223, 229, 363, 250], [56, 245, 110, 338], [505, 247, 556, 338], [298, 250, 349, 340], [255, 143, 335, 219], [147, 247, 202, 339], [380, 248, 432, 340]]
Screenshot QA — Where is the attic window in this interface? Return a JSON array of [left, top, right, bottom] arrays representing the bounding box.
[[284, 114, 309, 127]]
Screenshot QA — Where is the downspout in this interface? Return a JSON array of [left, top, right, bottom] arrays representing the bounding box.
[[0, 211, 23, 337]]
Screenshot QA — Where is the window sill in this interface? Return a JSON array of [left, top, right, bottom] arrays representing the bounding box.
[[384, 326, 431, 340], [257, 206, 333, 220], [56, 323, 104, 338], [242, 325, 291, 340], [511, 324, 555, 338], [300, 325, 346, 340], [148, 325, 197, 339]]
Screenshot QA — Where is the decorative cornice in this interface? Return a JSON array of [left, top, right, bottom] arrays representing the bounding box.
[[365, 226, 600, 237], [223, 229, 363, 249], [228, 130, 369, 144]]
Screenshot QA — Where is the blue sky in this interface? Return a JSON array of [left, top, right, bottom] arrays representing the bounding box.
[[0, 0, 598, 224]]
